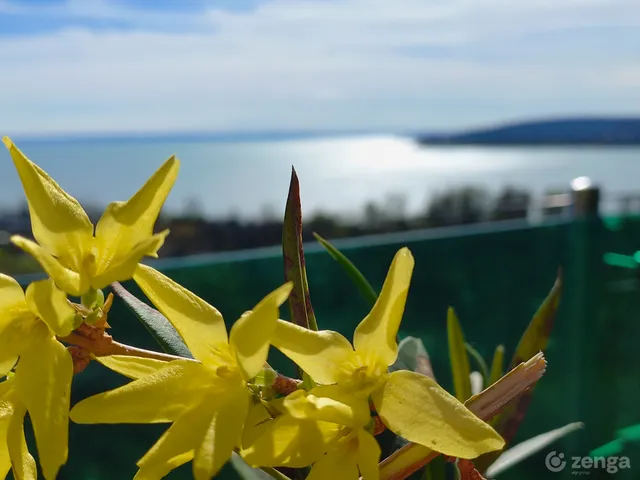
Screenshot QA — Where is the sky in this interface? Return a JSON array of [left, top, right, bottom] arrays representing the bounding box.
[[0, 0, 639, 136]]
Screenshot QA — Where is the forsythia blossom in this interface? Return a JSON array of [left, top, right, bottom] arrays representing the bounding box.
[[2, 137, 179, 297], [70, 264, 293, 480], [0, 139, 513, 480], [0, 275, 75, 479], [242, 386, 382, 479], [269, 248, 505, 459]]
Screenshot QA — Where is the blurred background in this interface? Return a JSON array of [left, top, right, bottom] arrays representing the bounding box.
[[1, 0, 639, 479]]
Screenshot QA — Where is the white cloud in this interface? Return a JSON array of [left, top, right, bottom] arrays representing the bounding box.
[[0, 0, 638, 135]]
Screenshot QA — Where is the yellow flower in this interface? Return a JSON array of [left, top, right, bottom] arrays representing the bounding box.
[[70, 264, 293, 480], [271, 248, 505, 459], [2, 137, 179, 296], [0, 377, 37, 480], [0, 274, 75, 480], [242, 386, 381, 480]]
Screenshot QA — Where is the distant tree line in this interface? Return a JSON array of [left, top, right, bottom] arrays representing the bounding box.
[[0, 185, 532, 275], [155, 185, 532, 257]]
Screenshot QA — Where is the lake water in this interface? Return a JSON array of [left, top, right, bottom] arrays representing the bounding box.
[[2, 134, 639, 219]]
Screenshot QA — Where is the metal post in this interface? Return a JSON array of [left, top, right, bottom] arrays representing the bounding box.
[[566, 176, 603, 455]]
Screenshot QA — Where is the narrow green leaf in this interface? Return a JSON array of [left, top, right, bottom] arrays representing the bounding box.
[[422, 456, 446, 480], [616, 423, 640, 442], [590, 439, 626, 458], [589, 423, 640, 457], [509, 270, 563, 368], [447, 307, 472, 402], [313, 232, 378, 306], [230, 452, 292, 480], [489, 345, 505, 387], [110, 282, 193, 359], [485, 422, 584, 478], [476, 272, 563, 472], [464, 343, 489, 382], [282, 167, 317, 331]]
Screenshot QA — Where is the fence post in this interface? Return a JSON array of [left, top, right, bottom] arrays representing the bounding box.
[[566, 177, 603, 454]]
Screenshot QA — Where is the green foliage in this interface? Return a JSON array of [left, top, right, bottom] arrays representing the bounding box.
[[488, 345, 505, 386], [110, 281, 193, 358], [590, 423, 640, 458], [447, 308, 472, 402], [313, 232, 378, 306]]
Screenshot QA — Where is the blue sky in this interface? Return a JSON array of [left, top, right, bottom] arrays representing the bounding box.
[[0, 0, 639, 136]]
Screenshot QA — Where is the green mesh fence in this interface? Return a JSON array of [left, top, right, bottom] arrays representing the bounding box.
[[16, 216, 640, 479]]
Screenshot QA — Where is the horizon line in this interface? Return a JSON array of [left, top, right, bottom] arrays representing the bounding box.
[[6, 113, 640, 143]]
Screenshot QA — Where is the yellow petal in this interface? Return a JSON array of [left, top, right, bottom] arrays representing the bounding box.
[[3, 137, 93, 269], [94, 355, 173, 380], [7, 401, 37, 480], [241, 401, 273, 449], [229, 283, 292, 380], [90, 231, 168, 289], [353, 248, 414, 367], [14, 337, 73, 480], [0, 274, 26, 309], [283, 387, 370, 429], [10, 236, 87, 296], [372, 370, 505, 459], [135, 397, 215, 480], [307, 449, 359, 480], [0, 274, 31, 376], [356, 430, 381, 480], [94, 155, 179, 260], [0, 384, 15, 479], [193, 382, 251, 480], [272, 320, 354, 385], [133, 264, 228, 363], [241, 415, 340, 468], [24, 279, 75, 337], [134, 452, 194, 480], [70, 360, 205, 424]]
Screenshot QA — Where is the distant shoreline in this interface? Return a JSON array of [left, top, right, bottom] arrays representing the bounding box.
[[415, 117, 640, 146]]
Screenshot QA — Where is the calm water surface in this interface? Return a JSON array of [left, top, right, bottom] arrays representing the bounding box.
[[2, 135, 638, 218]]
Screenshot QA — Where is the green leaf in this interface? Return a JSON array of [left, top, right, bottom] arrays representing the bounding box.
[[617, 423, 640, 442], [489, 345, 505, 386], [476, 272, 563, 473], [110, 282, 193, 358], [509, 271, 563, 368], [230, 453, 292, 480], [447, 307, 472, 402], [464, 343, 489, 383], [590, 423, 640, 457], [313, 232, 378, 306], [282, 167, 317, 331], [422, 455, 446, 480], [485, 422, 584, 478]]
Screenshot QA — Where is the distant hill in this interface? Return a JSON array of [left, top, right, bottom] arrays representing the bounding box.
[[416, 118, 640, 146]]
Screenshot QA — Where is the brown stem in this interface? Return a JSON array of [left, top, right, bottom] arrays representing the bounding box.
[[273, 373, 302, 395], [58, 322, 196, 367], [95, 339, 193, 362]]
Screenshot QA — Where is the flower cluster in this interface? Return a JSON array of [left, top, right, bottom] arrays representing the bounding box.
[[0, 138, 505, 480]]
